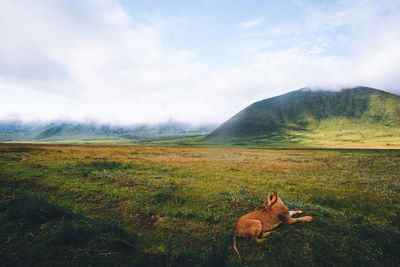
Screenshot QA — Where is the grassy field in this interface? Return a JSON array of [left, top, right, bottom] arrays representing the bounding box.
[[203, 118, 400, 149], [0, 143, 399, 266]]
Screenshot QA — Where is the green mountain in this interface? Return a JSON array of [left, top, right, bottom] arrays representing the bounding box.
[[0, 121, 216, 143], [208, 87, 400, 147]]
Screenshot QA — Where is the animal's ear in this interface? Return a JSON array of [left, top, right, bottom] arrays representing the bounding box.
[[265, 193, 277, 209], [264, 194, 270, 208]]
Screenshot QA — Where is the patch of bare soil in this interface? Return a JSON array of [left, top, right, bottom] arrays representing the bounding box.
[[127, 212, 168, 230]]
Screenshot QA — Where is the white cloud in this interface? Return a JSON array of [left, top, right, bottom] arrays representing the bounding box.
[[238, 18, 264, 29], [0, 0, 214, 124], [0, 0, 400, 125], [236, 0, 400, 94]]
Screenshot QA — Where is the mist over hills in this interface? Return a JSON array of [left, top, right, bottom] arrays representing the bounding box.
[[1, 86, 400, 147], [208, 87, 400, 147], [0, 120, 216, 143]]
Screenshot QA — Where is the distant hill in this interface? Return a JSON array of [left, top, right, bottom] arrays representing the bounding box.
[[208, 87, 400, 147], [0, 120, 216, 143]]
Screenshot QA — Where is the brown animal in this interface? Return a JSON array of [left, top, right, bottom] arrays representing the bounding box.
[[233, 192, 312, 257]]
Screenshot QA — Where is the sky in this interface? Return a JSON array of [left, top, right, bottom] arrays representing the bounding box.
[[1, 0, 400, 125]]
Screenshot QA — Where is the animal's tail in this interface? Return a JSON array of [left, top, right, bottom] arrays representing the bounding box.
[[233, 235, 240, 258]]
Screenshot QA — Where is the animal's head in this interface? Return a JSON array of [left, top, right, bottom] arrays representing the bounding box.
[[264, 192, 279, 210]]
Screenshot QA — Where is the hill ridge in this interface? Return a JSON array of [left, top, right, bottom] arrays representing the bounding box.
[[208, 87, 400, 147]]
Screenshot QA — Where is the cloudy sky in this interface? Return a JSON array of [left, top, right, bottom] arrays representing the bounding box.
[[1, 0, 400, 125]]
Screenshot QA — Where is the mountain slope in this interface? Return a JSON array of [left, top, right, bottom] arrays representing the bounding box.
[[0, 121, 216, 143], [208, 87, 400, 147]]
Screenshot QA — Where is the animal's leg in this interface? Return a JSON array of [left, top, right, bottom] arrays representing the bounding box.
[[289, 210, 303, 216], [288, 216, 312, 224], [260, 231, 272, 238], [255, 231, 272, 242], [297, 216, 312, 222]]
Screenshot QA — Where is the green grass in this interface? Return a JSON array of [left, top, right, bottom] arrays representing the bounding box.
[[1, 144, 399, 266]]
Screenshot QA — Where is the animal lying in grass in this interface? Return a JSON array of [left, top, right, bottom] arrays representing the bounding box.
[[233, 192, 312, 257]]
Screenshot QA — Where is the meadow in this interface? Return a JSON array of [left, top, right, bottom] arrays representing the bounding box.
[[0, 143, 399, 266]]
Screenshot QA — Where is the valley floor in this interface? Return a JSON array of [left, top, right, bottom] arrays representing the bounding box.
[[0, 143, 399, 266]]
